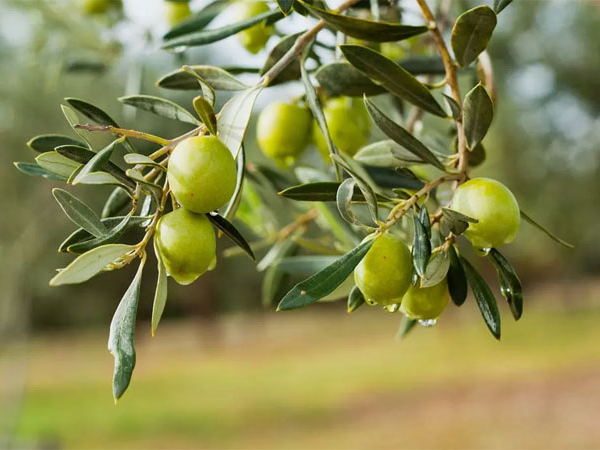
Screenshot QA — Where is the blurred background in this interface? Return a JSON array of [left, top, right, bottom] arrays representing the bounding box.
[[0, 0, 599, 448]]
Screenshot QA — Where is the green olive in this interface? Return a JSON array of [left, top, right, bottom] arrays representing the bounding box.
[[81, 0, 121, 15], [168, 136, 237, 214], [155, 208, 216, 285], [400, 279, 449, 320], [256, 101, 312, 166], [231, 1, 272, 54], [452, 177, 520, 249], [313, 97, 371, 159], [165, 1, 192, 26], [354, 234, 412, 306]]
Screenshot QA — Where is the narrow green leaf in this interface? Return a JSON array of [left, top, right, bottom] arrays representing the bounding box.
[[279, 181, 386, 202], [354, 140, 423, 167], [66, 212, 133, 254], [126, 169, 163, 204], [520, 210, 574, 248], [396, 316, 418, 340], [217, 86, 262, 157], [27, 134, 84, 153], [316, 62, 385, 97], [301, 1, 428, 42], [102, 188, 132, 218], [77, 172, 124, 188], [123, 153, 165, 170], [443, 94, 461, 120], [493, 0, 514, 14], [55, 145, 135, 189], [157, 65, 247, 91], [447, 245, 468, 306], [61, 104, 93, 147], [442, 207, 478, 236], [257, 239, 295, 272], [421, 249, 450, 288], [118, 95, 200, 125], [261, 241, 298, 307], [163, 0, 229, 39], [364, 97, 445, 170], [53, 188, 106, 237], [277, 239, 374, 311], [461, 256, 501, 339], [14, 162, 67, 181], [151, 239, 169, 337], [275, 256, 340, 274], [222, 145, 245, 221], [336, 178, 359, 225], [331, 155, 379, 224], [207, 213, 255, 260], [488, 248, 523, 320], [36, 151, 81, 178], [49, 244, 135, 286], [163, 8, 283, 49], [451, 6, 497, 67], [463, 84, 494, 149], [72, 139, 120, 185], [109, 257, 145, 401], [277, 0, 295, 14], [341, 45, 447, 118], [181, 65, 216, 106], [260, 33, 302, 85], [347, 285, 365, 313], [412, 210, 431, 278], [192, 96, 217, 135]]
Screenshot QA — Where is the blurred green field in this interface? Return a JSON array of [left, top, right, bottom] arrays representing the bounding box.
[[3, 283, 600, 449]]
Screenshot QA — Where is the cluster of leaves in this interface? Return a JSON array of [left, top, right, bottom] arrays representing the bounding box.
[[14, 0, 571, 400]]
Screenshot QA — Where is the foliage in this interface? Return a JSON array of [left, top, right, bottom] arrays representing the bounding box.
[[13, 0, 573, 400]]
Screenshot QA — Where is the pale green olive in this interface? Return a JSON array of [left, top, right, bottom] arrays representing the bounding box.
[[400, 279, 449, 320], [155, 208, 216, 285], [452, 177, 520, 249], [313, 97, 371, 159], [231, 1, 272, 54], [165, 1, 192, 26], [354, 234, 412, 306], [256, 101, 312, 165], [167, 136, 237, 214]]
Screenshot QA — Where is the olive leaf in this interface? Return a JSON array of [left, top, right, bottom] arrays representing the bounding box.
[[447, 245, 468, 306], [279, 181, 387, 202], [442, 207, 478, 236], [65, 97, 136, 153], [181, 66, 216, 106], [460, 256, 501, 339], [354, 140, 424, 167], [102, 188, 133, 218], [261, 242, 298, 307], [488, 248, 523, 320], [217, 85, 262, 158], [347, 285, 365, 313], [66, 211, 133, 254], [277, 0, 295, 14], [14, 162, 67, 181], [520, 210, 574, 248], [163, 0, 229, 39], [275, 256, 341, 274], [222, 145, 245, 221], [412, 209, 431, 278], [396, 316, 417, 340], [493, 0, 514, 14], [192, 96, 217, 135], [316, 62, 385, 97], [277, 239, 374, 311], [261, 33, 302, 85], [49, 244, 135, 286], [53, 188, 107, 238], [123, 153, 165, 171], [36, 151, 81, 179], [157, 65, 247, 91], [126, 169, 163, 205], [443, 94, 461, 120], [151, 239, 169, 337], [109, 257, 145, 401], [364, 97, 445, 170], [163, 8, 283, 49], [341, 45, 447, 118], [61, 104, 93, 147], [118, 95, 200, 126], [451, 6, 497, 68], [72, 139, 121, 185], [27, 134, 85, 153], [300, 1, 428, 42], [336, 178, 359, 225], [421, 249, 450, 288], [207, 213, 255, 260], [463, 84, 494, 149], [257, 239, 296, 273]]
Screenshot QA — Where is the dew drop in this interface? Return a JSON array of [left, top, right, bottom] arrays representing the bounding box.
[[384, 303, 400, 313], [418, 319, 437, 327]]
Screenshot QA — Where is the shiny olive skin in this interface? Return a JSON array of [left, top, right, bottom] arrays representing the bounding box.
[[256, 101, 312, 165], [155, 208, 216, 285], [400, 279, 449, 320], [165, 1, 192, 26], [231, 1, 272, 54], [354, 234, 412, 306], [313, 97, 371, 159], [82, 0, 121, 15], [452, 178, 520, 249], [168, 136, 237, 214]]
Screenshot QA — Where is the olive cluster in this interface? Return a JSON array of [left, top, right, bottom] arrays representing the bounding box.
[[156, 137, 237, 285]]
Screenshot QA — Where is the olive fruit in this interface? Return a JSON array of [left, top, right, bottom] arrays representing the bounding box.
[[313, 97, 371, 159], [82, 0, 121, 15], [400, 279, 449, 320], [167, 136, 237, 214], [452, 177, 520, 249], [256, 101, 312, 165], [155, 208, 216, 285], [165, 1, 192, 26], [231, 1, 272, 54], [354, 234, 412, 306]]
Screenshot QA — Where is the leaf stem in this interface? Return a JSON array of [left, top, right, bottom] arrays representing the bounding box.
[[74, 124, 170, 146]]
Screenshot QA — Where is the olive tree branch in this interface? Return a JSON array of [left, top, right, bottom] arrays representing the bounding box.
[[414, 0, 469, 181], [74, 124, 170, 146]]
